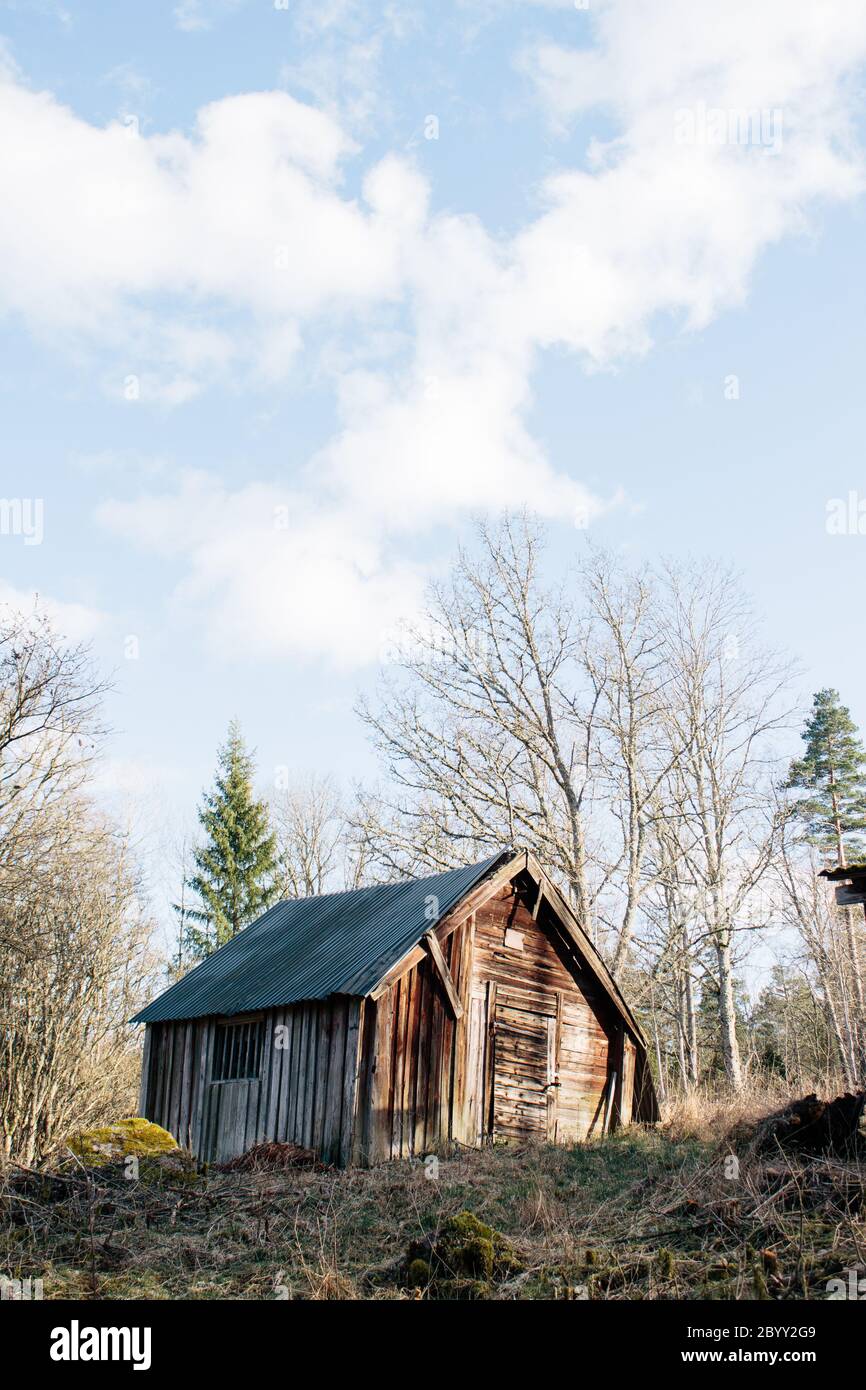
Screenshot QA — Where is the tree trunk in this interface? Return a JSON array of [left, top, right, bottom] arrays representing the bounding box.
[[716, 928, 743, 1089]]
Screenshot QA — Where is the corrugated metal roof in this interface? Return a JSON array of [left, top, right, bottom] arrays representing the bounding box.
[[133, 851, 510, 1024]]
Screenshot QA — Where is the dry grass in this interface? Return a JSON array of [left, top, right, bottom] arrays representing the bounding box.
[[661, 1079, 792, 1144], [2, 1085, 863, 1301]]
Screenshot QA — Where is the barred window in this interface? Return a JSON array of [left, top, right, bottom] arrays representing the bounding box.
[[211, 1019, 263, 1082]]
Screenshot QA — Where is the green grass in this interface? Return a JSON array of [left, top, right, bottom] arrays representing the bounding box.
[[2, 1127, 862, 1300]]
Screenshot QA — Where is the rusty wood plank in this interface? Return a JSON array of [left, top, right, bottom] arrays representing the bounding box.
[[392, 976, 413, 1158], [413, 963, 432, 1155], [367, 992, 394, 1164], [401, 967, 422, 1157], [483, 980, 497, 1142]]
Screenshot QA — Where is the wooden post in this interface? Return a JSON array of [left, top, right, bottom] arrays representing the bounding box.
[[603, 1071, 617, 1135], [424, 931, 464, 1019]]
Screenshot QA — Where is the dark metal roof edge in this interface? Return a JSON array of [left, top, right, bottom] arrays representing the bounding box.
[[820, 864, 866, 880], [356, 846, 519, 997], [130, 849, 514, 1025]]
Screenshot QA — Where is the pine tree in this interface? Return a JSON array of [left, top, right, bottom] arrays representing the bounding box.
[[181, 721, 278, 959], [785, 689, 866, 864]]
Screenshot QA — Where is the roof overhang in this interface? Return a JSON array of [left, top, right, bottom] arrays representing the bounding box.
[[367, 847, 648, 1049], [819, 864, 866, 907]]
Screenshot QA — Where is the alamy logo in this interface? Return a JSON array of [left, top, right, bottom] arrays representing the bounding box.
[[0, 1275, 43, 1299], [826, 491, 866, 535], [0, 497, 43, 545], [674, 102, 782, 151], [826, 1267, 866, 1300], [49, 1321, 152, 1371]]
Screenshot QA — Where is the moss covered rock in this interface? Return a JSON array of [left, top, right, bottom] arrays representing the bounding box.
[[404, 1211, 522, 1298], [406, 1258, 432, 1289], [66, 1118, 178, 1166]]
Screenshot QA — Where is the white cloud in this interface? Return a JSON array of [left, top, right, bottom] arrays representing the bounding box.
[[280, 1, 419, 132], [4, 1, 866, 662], [97, 473, 431, 668], [514, 0, 866, 358], [172, 0, 247, 32], [0, 79, 401, 393], [0, 582, 104, 642]]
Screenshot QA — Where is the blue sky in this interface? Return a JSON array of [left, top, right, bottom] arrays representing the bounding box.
[[1, 0, 866, 931]]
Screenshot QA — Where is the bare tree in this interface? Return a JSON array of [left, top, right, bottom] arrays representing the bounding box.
[[271, 774, 346, 897], [653, 560, 795, 1088], [0, 601, 108, 924], [579, 551, 683, 970], [0, 804, 158, 1164], [355, 515, 598, 921], [357, 519, 797, 1094], [640, 795, 703, 1091]]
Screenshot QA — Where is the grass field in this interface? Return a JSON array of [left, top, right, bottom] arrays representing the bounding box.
[[3, 1089, 864, 1301]]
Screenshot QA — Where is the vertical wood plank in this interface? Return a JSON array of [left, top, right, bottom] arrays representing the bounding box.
[[193, 1020, 213, 1158], [322, 998, 347, 1163], [297, 1006, 313, 1147], [413, 965, 431, 1156], [303, 1005, 319, 1150], [368, 991, 394, 1164], [137, 1026, 153, 1118], [158, 1025, 174, 1132], [341, 999, 364, 1168], [264, 1009, 284, 1139], [482, 981, 497, 1143], [275, 1007, 295, 1143], [401, 970, 420, 1157]]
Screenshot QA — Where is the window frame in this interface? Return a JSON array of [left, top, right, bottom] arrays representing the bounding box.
[[210, 1015, 265, 1084]]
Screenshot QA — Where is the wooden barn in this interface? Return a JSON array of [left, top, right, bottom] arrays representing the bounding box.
[[134, 848, 657, 1166]]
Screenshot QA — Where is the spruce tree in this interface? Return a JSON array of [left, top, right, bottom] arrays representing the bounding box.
[[182, 721, 278, 958], [785, 689, 866, 864]]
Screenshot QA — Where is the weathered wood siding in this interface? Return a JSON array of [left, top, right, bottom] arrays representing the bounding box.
[[351, 877, 644, 1160], [353, 917, 474, 1164], [466, 880, 623, 1143], [141, 996, 364, 1166]]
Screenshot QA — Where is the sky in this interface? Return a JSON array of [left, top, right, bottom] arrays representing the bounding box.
[[1, 0, 866, 937]]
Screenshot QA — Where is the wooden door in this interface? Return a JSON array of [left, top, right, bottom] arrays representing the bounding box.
[[491, 1000, 558, 1142], [202, 1078, 261, 1163]]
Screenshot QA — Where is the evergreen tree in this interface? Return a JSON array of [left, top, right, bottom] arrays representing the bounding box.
[[749, 966, 834, 1084], [181, 721, 278, 959], [785, 689, 866, 863]]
